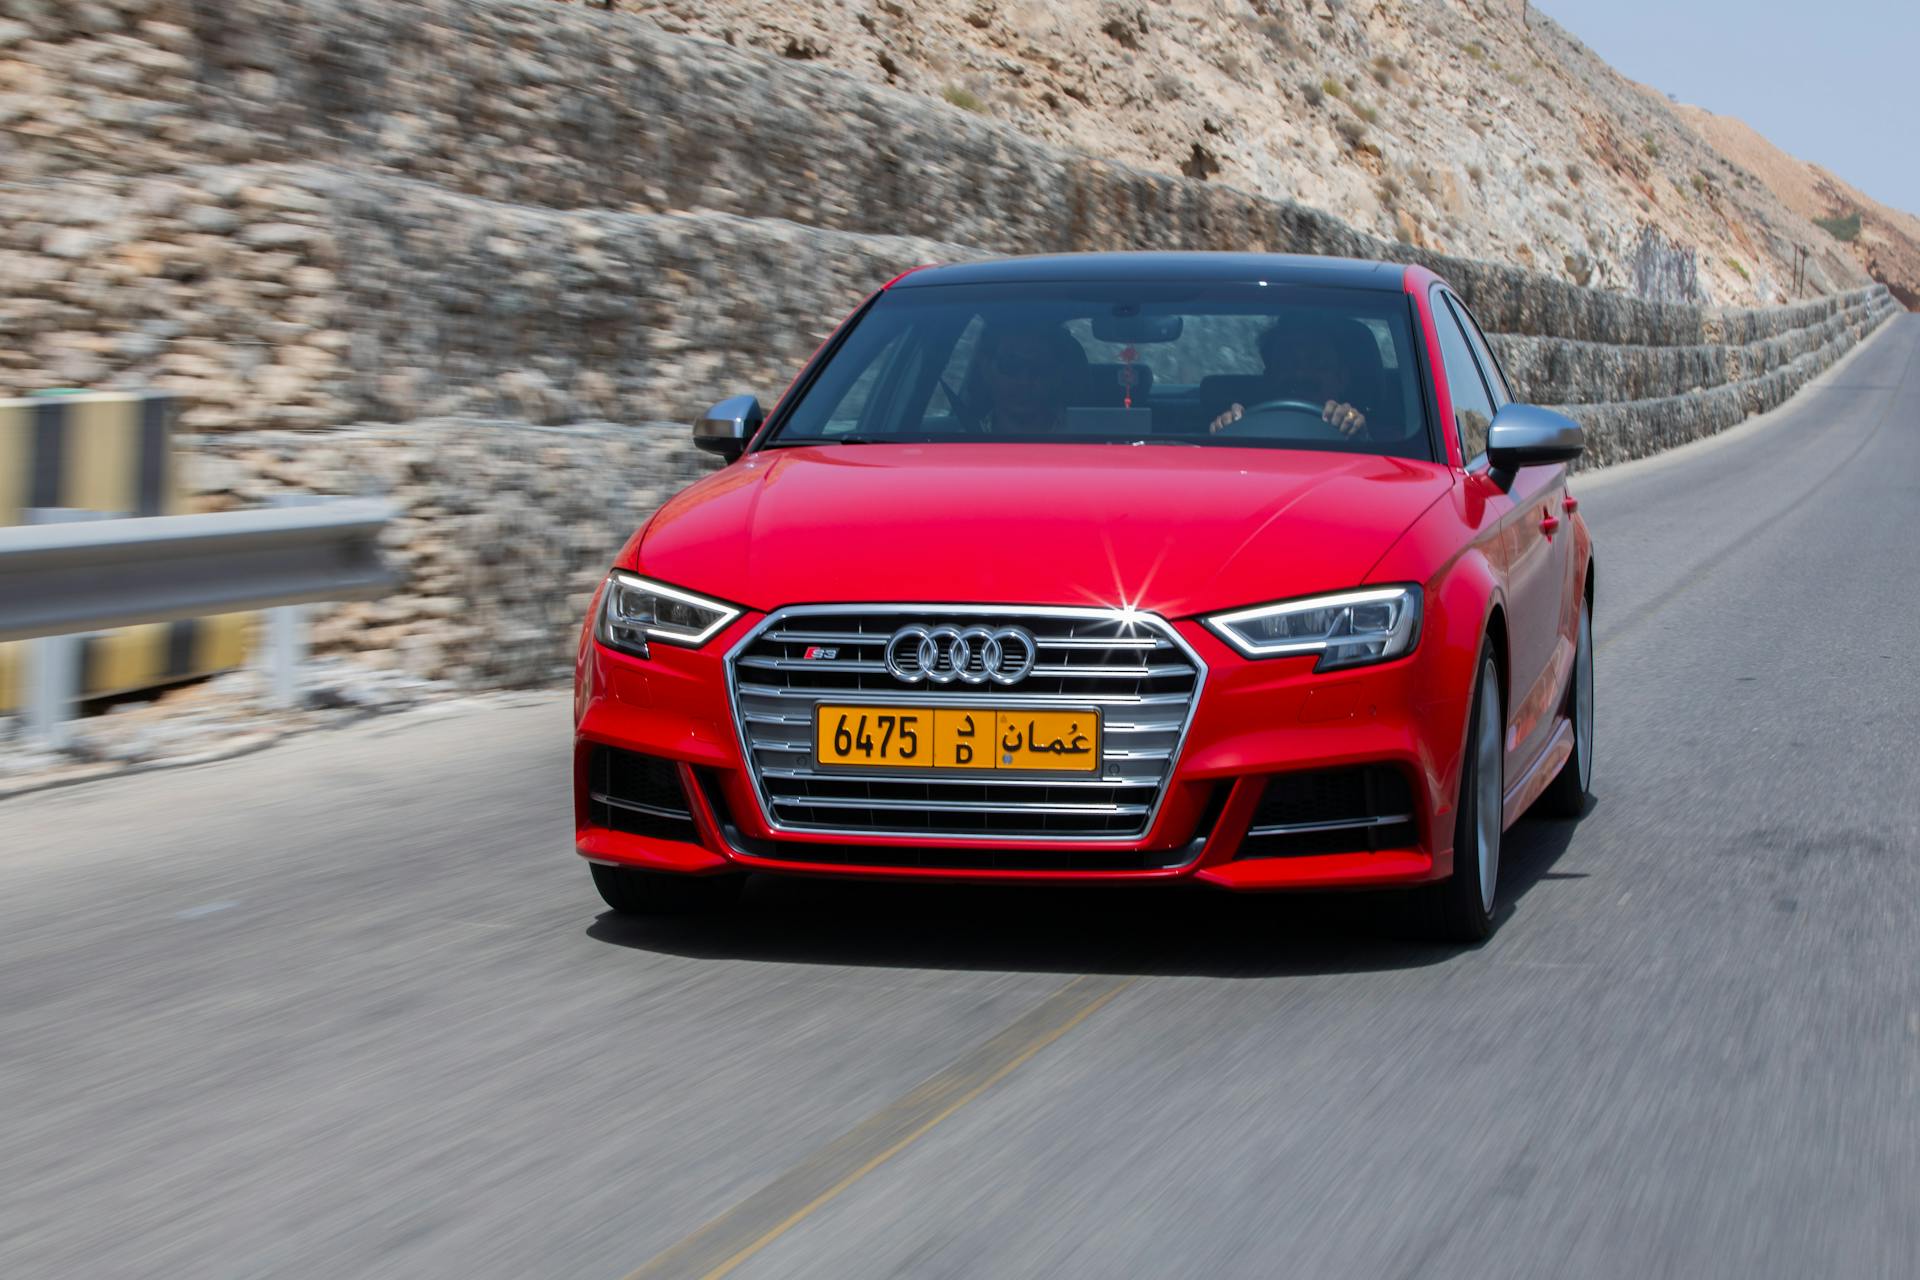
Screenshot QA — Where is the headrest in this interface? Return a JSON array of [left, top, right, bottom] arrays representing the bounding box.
[[1256, 316, 1387, 378]]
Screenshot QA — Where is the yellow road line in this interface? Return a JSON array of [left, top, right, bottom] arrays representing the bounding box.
[[622, 973, 1134, 1280]]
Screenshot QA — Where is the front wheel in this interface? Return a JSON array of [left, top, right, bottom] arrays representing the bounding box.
[[591, 863, 745, 916], [1409, 644, 1504, 943]]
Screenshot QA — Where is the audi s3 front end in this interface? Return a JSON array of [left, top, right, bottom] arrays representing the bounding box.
[[574, 253, 1596, 941]]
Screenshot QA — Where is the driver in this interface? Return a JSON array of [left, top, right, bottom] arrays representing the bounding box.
[[969, 323, 1089, 434], [1208, 318, 1372, 437]]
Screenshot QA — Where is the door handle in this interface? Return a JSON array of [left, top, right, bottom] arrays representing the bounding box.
[[1540, 510, 1560, 536], [1562, 494, 1579, 513]]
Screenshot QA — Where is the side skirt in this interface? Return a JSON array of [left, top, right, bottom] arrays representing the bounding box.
[[1502, 716, 1573, 830]]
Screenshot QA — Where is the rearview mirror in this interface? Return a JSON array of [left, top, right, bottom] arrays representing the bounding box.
[[1486, 403, 1584, 474], [693, 395, 764, 462], [1091, 310, 1184, 345]]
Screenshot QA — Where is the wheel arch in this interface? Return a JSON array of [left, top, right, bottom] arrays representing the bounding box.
[[1413, 548, 1509, 882], [1483, 599, 1510, 713]]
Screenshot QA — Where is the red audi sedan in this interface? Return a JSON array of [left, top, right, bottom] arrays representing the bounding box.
[[574, 254, 1594, 941]]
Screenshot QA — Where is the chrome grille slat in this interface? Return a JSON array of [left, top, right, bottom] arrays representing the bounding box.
[[727, 605, 1205, 841], [1029, 662, 1194, 679], [1246, 813, 1414, 837], [738, 655, 891, 674], [589, 791, 692, 820], [1035, 635, 1167, 649], [767, 795, 1152, 816]]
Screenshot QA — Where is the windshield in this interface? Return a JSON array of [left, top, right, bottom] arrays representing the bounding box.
[[765, 281, 1434, 460]]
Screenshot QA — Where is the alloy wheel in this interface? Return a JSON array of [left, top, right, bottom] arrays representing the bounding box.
[[1574, 602, 1594, 794], [1475, 658, 1504, 916]]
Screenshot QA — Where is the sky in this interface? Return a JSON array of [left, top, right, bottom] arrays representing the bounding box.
[[1534, 0, 1919, 216]]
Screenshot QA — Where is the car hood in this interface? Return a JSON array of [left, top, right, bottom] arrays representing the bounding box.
[[629, 443, 1452, 618]]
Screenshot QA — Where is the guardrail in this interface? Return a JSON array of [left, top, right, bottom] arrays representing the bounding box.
[[0, 498, 396, 747]]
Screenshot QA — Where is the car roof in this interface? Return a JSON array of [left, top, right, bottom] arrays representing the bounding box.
[[890, 252, 1413, 292]]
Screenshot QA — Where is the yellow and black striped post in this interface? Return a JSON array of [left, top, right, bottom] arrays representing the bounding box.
[[0, 392, 250, 710]]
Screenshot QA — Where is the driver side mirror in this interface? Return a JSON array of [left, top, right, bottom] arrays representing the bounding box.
[[1486, 403, 1584, 475], [693, 395, 764, 462]]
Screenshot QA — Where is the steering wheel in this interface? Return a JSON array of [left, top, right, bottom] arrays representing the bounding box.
[[1216, 398, 1345, 439]]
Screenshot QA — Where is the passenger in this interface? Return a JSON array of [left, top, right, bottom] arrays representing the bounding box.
[[968, 323, 1090, 434], [1209, 318, 1376, 438]]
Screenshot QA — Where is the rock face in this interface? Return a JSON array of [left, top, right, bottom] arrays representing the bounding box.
[[0, 2, 1894, 419], [0, 0, 1900, 688], [608, 0, 1884, 308]]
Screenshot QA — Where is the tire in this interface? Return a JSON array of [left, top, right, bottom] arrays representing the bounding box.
[[1409, 643, 1504, 944], [1538, 593, 1594, 819], [590, 863, 745, 916]]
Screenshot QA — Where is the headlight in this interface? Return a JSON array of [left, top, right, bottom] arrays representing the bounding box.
[[596, 572, 740, 657], [1205, 585, 1422, 670]]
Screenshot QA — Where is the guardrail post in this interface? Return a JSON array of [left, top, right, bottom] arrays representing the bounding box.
[[263, 601, 307, 710], [258, 494, 325, 710], [24, 631, 80, 751], [22, 509, 122, 751]]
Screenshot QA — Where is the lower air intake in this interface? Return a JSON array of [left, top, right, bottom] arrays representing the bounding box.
[[1238, 765, 1417, 858], [588, 746, 699, 843]]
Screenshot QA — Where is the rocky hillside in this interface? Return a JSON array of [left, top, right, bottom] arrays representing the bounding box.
[[0, 0, 1894, 432], [608, 0, 1875, 307], [1674, 104, 1920, 310], [0, 0, 1896, 690]]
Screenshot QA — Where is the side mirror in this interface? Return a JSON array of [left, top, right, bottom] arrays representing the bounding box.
[[693, 395, 764, 462], [1486, 403, 1584, 475]]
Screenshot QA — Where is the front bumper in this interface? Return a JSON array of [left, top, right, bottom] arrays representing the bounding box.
[[574, 611, 1473, 891]]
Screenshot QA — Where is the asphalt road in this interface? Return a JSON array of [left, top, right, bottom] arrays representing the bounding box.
[[3, 316, 1917, 1280]]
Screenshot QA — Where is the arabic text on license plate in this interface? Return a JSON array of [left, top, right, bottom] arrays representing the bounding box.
[[813, 705, 1101, 773]]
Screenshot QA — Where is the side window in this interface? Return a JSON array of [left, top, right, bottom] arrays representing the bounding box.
[[1445, 295, 1511, 407], [1431, 290, 1495, 464]]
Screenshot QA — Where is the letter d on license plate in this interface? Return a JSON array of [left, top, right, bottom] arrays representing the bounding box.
[[814, 705, 1101, 773]]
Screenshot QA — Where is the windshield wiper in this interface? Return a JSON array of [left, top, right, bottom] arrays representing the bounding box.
[[760, 434, 887, 448]]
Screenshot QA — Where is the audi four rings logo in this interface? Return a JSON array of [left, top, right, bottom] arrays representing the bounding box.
[[884, 624, 1038, 685]]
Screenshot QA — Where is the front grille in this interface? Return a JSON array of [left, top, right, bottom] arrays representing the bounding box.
[[588, 746, 699, 842], [727, 606, 1205, 840], [1238, 765, 1417, 858]]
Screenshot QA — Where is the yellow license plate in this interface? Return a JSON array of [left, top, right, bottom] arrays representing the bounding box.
[[813, 705, 1102, 773]]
